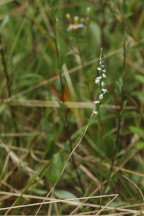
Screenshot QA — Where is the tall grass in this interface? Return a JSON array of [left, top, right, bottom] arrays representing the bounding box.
[[0, 0, 144, 215]]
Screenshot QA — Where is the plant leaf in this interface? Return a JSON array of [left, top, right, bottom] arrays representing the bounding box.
[[129, 126, 144, 138], [43, 34, 55, 43], [54, 190, 80, 202]]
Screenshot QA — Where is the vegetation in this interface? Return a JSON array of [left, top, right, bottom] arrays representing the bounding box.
[[0, 0, 144, 215]]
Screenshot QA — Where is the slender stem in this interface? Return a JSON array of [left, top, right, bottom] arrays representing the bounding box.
[[0, 35, 19, 146], [104, 15, 126, 192], [97, 105, 102, 208]]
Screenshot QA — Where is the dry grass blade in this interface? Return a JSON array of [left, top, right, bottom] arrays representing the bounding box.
[[62, 63, 76, 99], [98, 212, 135, 216], [0, 0, 15, 6], [0, 140, 44, 185], [5, 99, 137, 110], [0, 132, 41, 137], [0, 144, 44, 156], [0, 153, 10, 184], [101, 162, 144, 178], [79, 210, 134, 215], [62, 63, 82, 127], [122, 175, 144, 201], [0, 194, 118, 212], [1, 192, 142, 215], [95, 194, 119, 216], [79, 164, 100, 186]]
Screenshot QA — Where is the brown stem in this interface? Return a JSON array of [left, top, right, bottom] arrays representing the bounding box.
[[0, 37, 11, 97], [104, 16, 126, 192], [0, 66, 15, 107], [0, 35, 19, 146]]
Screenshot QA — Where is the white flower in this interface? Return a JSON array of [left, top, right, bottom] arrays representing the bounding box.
[[96, 76, 102, 80], [100, 60, 104, 65], [93, 110, 98, 115], [99, 94, 103, 100], [97, 67, 101, 71], [102, 88, 108, 94], [94, 100, 99, 104], [101, 81, 105, 87], [102, 74, 107, 78], [95, 79, 99, 84], [101, 65, 104, 68], [102, 69, 106, 73], [94, 76, 102, 84]]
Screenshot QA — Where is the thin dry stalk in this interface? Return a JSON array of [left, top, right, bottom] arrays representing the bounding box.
[[122, 175, 144, 201], [0, 191, 143, 215], [95, 194, 118, 215], [0, 0, 14, 6], [0, 194, 118, 212], [5, 100, 137, 110]]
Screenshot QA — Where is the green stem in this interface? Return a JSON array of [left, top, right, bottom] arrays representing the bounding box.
[[98, 105, 102, 208]]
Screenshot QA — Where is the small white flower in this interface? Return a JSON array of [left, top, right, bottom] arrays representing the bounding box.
[[102, 69, 106, 73], [101, 81, 105, 87], [102, 74, 107, 78], [100, 60, 104, 65], [101, 65, 104, 68], [99, 94, 103, 100], [93, 110, 98, 115], [96, 76, 102, 80], [97, 67, 101, 71], [94, 76, 102, 84], [94, 79, 99, 84], [94, 100, 99, 104], [102, 88, 108, 94]]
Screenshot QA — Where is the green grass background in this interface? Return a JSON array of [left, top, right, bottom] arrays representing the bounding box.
[[0, 0, 144, 215]]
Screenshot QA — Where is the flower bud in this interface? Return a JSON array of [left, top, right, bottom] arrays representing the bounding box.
[[86, 7, 91, 16], [56, 17, 58, 24], [66, 13, 71, 21], [74, 16, 79, 23]]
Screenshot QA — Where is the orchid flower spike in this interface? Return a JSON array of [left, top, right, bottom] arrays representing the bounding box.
[[93, 47, 108, 115]]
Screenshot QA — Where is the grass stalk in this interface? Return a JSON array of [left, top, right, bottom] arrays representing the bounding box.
[[97, 104, 103, 208]]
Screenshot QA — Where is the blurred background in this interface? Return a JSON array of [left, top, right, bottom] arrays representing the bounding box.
[[0, 0, 144, 215]]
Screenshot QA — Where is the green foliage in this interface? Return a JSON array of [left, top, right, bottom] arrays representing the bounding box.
[[129, 126, 144, 138], [0, 0, 144, 215], [43, 34, 55, 43], [54, 190, 80, 202], [48, 153, 64, 184]]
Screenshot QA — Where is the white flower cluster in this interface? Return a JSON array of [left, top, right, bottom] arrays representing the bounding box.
[[93, 49, 108, 115]]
